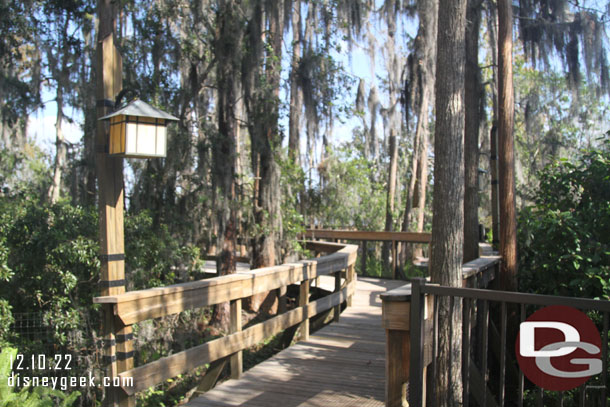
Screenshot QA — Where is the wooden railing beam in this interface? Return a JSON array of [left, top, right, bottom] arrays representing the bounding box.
[[304, 229, 432, 243], [95, 245, 360, 326]]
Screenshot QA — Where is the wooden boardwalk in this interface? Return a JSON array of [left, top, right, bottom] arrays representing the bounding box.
[[186, 277, 405, 407]]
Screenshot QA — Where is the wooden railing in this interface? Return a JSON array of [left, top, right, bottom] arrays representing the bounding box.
[[304, 229, 432, 243], [380, 255, 501, 407], [403, 278, 610, 407], [304, 229, 432, 279], [93, 241, 358, 400]]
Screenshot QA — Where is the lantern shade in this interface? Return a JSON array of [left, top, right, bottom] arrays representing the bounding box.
[[99, 100, 178, 158]]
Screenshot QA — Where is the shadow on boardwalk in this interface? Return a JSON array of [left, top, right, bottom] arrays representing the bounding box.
[[186, 277, 405, 407]]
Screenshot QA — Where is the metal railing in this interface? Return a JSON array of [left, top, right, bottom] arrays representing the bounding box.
[[408, 277, 610, 407]]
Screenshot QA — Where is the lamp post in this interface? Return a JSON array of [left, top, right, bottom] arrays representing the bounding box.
[[95, 3, 176, 406]]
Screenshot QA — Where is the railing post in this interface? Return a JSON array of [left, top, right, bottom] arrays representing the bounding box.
[[299, 279, 310, 340], [392, 240, 397, 279], [334, 270, 342, 322], [277, 286, 287, 314], [409, 277, 426, 407], [230, 298, 242, 379], [362, 240, 368, 276], [346, 264, 356, 307], [101, 306, 134, 407], [382, 289, 411, 407], [101, 305, 118, 407], [115, 321, 134, 394]]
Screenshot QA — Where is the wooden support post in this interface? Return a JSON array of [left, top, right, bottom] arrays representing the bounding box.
[[101, 304, 119, 407], [391, 240, 397, 279], [385, 329, 410, 407], [280, 325, 299, 348], [382, 285, 436, 407], [277, 286, 287, 314], [346, 264, 356, 307], [230, 298, 242, 379], [196, 357, 228, 394], [95, 5, 133, 403], [362, 240, 368, 276], [334, 271, 342, 322], [490, 125, 500, 250], [115, 321, 133, 383], [299, 279, 310, 340]]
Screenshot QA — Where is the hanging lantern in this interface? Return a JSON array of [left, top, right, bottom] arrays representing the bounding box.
[[99, 100, 178, 158]]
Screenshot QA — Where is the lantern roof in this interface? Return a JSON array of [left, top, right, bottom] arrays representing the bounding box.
[[99, 99, 178, 121]]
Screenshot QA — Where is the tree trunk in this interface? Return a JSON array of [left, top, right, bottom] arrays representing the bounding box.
[[400, 0, 438, 265], [382, 132, 398, 273], [401, 121, 419, 234], [485, 0, 500, 250], [244, 0, 284, 314], [47, 18, 71, 205], [48, 89, 66, 204], [288, 0, 302, 164], [79, 20, 97, 207], [413, 125, 429, 259], [251, 1, 283, 271], [463, 0, 483, 262], [210, 0, 241, 331], [430, 0, 468, 405], [497, 0, 518, 291]]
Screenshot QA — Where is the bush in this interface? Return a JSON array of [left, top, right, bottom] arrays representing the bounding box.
[[0, 195, 206, 405], [125, 210, 204, 289], [518, 138, 610, 300]]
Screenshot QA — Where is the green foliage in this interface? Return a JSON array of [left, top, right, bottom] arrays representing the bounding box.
[[0, 299, 15, 348], [137, 388, 169, 407], [0, 348, 80, 407], [278, 154, 306, 256], [0, 199, 99, 349], [518, 138, 610, 300], [513, 59, 610, 203], [0, 1, 41, 126], [361, 255, 385, 278], [0, 146, 50, 200], [308, 142, 386, 230], [125, 210, 204, 289], [0, 195, 206, 320], [0, 192, 205, 407], [0, 300, 13, 347]]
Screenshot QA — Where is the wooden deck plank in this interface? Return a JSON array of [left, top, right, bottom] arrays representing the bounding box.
[[184, 277, 404, 407]]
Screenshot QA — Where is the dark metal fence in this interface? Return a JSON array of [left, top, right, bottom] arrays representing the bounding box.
[[409, 277, 610, 407]]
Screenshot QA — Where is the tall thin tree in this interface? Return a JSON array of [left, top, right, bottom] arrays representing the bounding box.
[[400, 0, 438, 264], [463, 0, 484, 262], [498, 0, 517, 291], [429, 0, 468, 405], [211, 0, 241, 330], [288, 0, 303, 164]]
